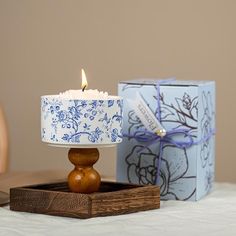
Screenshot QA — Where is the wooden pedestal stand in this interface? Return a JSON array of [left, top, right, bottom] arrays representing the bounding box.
[[68, 148, 101, 194]]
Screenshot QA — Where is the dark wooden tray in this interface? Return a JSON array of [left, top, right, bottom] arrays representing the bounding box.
[[10, 181, 160, 219]]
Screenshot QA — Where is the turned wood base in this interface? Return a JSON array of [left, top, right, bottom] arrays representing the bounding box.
[[68, 148, 101, 193]]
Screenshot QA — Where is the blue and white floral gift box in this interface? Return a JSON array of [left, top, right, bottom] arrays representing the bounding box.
[[117, 80, 215, 201]]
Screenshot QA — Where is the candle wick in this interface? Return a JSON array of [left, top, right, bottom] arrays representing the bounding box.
[[82, 85, 86, 92]]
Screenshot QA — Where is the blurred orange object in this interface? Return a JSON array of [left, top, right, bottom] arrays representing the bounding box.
[[0, 105, 8, 173]]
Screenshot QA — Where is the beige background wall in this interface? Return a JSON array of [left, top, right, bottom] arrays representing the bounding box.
[[0, 0, 235, 182]]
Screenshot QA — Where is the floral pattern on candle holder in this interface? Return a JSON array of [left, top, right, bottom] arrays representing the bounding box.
[[41, 97, 123, 145]]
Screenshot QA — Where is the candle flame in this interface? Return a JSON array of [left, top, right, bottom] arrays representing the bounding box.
[[81, 69, 88, 91]]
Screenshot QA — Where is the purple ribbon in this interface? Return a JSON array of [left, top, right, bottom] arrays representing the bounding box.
[[122, 79, 216, 184]]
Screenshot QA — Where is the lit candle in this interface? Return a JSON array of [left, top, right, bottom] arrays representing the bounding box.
[[81, 69, 87, 91], [58, 69, 109, 100], [41, 69, 123, 146]]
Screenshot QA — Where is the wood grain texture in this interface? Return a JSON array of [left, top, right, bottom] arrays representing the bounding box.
[[68, 148, 101, 194], [10, 181, 160, 219]]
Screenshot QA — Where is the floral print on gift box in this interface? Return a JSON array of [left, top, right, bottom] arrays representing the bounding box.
[[200, 91, 215, 168], [125, 91, 199, 200], [125, 144, 196, 200]]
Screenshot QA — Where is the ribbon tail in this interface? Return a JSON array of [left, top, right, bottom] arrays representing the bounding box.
[[155, 141, 164, 185]]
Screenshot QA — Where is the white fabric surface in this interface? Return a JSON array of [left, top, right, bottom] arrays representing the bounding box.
[[0, 183, 235, 236]]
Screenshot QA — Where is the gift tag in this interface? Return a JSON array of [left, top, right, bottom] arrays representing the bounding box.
[[127, 92, 166, 137]]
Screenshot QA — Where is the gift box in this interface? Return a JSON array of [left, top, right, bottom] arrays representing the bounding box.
[[117, 79, 215, 201]]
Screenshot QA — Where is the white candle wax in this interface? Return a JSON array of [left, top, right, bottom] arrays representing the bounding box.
[[59, 89, 110, 100]]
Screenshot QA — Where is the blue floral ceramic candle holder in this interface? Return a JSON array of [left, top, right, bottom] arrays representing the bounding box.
[[41, 97, 123, 146], [41, 92, 123, 193]]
